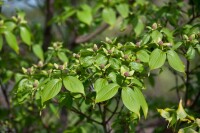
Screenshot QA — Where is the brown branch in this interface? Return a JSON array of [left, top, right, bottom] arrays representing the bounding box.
[[70, 107, 101, 125], [75, 23, 109, 44], [43, 0, 54, 51], [0, 79, 10, 108], [185, 60, 190, 106]]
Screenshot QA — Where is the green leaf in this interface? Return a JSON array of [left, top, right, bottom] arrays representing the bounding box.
[[129, 62, 144, 72], [94, 78, 108, 92], [136, 50, 149, 63], [133, 16, 144, 37], [63, 76, 85, 95], [186, 46, 196, 60], [116, 3, 129, 18], [151, 30, 163, 43], [161, 28, 174, 44], [177, 100, 187, 120], [109, 58, 121, 69], [149, 49, 166, 70], [178, 128, 198, 133], [95, 83, 119, 103], [121, 87, 140, 116], [4, 21, 16, 31], [167, 49, 185, 72], [0, 35, 3, 51], [134, 87, 148, 118], [20, 26, 31, 45], [4, 31, 19, 53], [95, 54, 108, 66], [32, 45, 44, 61], [102, 8, 116, 26], [196, 44, 200, 54], [41, 79, 62, 103], [81, 56, 94, 67], [157, 109, 171, 120], [77, 4, 92, 25], [57, 52, 68, 63]]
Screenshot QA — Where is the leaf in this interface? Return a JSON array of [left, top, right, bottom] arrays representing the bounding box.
[[151, 30, 163, 43], [63, 76, 85, 95], [161, 28, 174, 44], [116, 3, 129, 18], [4, 21, 16, 31], [129, 62, 144, 72], [133, 16, 144, 37], [32, 45, 44, 61], [196, 44, 200, 54], [134, 87, 148, 118], [95, 83, 119, 103], [94, 78, 108, 93], [167, 49, 185, 72], [81, 56, 94, 67], [0, 35, 3, 51], [41, 79, 62, 103], [4, 31, 19, 53], [95, 54, 108, 66], [20, 26, 31, 45], [136, 50, 149, 63], [102, 8, 116, 26], [186, 46, 196, 60], [77, 4, 92, 25], [121, 87, 140, 116], [149, 48, 166, 70], [177, 100, 187, 120], [109, 58, 121, 69], [57, 52, 68, 63]]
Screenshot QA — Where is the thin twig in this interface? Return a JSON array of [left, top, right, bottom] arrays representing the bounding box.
[[70, 107, 101, 125], [106, 98, 120, 123], [0, 78, 10, 108], [184, 60, 190, 106], [75, 23, 109, 44]]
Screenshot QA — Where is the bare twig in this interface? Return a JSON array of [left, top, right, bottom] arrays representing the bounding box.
[[184, 60, 190, 106], [0, 79, 10, 108], [75, 23, 109, 44]]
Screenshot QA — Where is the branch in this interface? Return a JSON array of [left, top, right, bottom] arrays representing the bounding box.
[[75, 23, 109, 44], [70, 107, 101, 125], [106, 98, 120, 123], [0, 79, 10, 108], [184, 60, 190, 106]]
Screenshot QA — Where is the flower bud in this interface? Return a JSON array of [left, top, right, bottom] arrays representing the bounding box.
[[100, 64, 105, 69], [124, 54, 129, 60], [152, 23, 157, 30], [58, 65, 64, 70], [107, 49, 112, 54], [93, 44, 98, 51], [27, 68, 32, 75], [33, 80, 38, 88], [158, 40, 163, 45], [124, 72, 130, 77], [37, 61, 43, 67], [136, 41, 140, 47]]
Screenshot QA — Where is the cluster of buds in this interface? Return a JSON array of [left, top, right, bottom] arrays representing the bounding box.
[[93, 44, 98, 52], [22, 67, 34, 75], [73, 53, 80, 59], [54, 63, 67, 70]]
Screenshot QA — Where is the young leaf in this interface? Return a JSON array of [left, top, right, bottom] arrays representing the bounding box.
[[149, 48, 166, 70], [177, 100, 187, 120], [57, 52, 68, 63], [134, 87, 148, 118], [4, 31, 19, 53], [133, 16, 144, 37], [116, 3, 129, 18], [186, 46, 195, 60], [121, 87, 140, 116], [63, 76, 85, 95], [32, 45, 44, 61], [151, 30, 163, 43], [41, 79, 62, 103], [95, 83, 119, 103], [94, 78, 108, 93], [136, 50, 149, 63], [102, 8, 116, 26], [0, 35, 3, 51], [167, 49, 185, 72], [77, 4, 92, 25], [20, 26, 31, 46]]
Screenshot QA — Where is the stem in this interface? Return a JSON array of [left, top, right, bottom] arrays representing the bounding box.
[[173, 71, 180, 101], [184, 60, 190, 106], [99, 104, 108, 133], [70, 107, 101, 125], [106, 98, 120, 123], [0, 79, 10, 108]]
